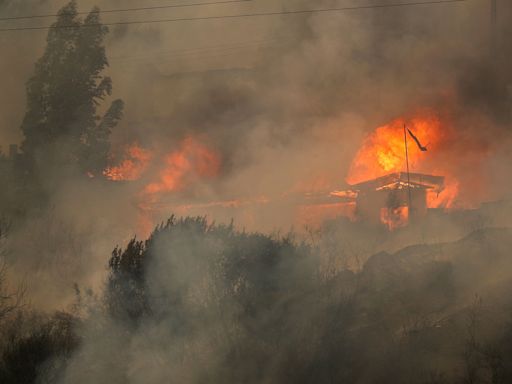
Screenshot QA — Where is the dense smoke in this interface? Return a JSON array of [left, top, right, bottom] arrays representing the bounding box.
[[0, 0, 509, 301], [1, 1, 510, 196], [0, 0, 509, 298], [0, 0, 512, 383]]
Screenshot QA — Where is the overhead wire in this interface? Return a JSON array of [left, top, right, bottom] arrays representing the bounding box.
[[0, 0, 470, 33], [0, 0, 253, 22]]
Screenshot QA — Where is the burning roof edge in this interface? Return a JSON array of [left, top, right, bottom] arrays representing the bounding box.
[[349, 172, 445, 192]]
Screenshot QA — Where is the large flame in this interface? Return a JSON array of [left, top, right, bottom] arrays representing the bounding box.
[[143, 137, 221, 197], [103, 137, 221, 193], [347, 111, 459, 209], [139, 137, 221, 236], [347, 114, 443, 184], [102, 137, 222, 236]]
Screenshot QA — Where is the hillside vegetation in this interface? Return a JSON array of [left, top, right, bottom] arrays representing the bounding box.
[[1, 217, 512, 384]]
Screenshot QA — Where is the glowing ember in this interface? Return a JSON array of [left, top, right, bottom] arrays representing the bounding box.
[[380, 206, 409, 230], [103, 143, 152, 181]]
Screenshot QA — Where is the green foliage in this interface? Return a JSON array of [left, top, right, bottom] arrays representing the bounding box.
[[20, 0, 124, 175]]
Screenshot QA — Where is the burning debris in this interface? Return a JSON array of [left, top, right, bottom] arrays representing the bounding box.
[[103, 143, 152, 181], [101, 137, 222, 235], [102, 137, 221, 195], [142, 137, 221, 197]]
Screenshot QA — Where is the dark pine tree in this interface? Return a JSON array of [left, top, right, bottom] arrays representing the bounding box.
[[20, 0, 124, 176]]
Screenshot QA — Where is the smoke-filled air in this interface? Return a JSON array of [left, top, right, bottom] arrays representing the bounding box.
[[1, 0, 512, 383]]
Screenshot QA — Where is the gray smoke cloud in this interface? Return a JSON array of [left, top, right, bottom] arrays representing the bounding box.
[[1, 2, 512, 383], [0, 0, 511, 312]]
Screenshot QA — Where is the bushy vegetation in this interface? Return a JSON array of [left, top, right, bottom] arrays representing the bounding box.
[[2, 217, 512, 383], [0, 312, 78, 384]]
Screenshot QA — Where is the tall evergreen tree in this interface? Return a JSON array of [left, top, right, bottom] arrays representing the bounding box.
[[20, 0, 123, 175]]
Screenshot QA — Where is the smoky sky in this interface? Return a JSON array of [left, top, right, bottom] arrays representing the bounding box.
[[0, 0, 510, 236], [0, 0, 511, 223], [1, 1, 510, 141], [0, 0, 510, 220]]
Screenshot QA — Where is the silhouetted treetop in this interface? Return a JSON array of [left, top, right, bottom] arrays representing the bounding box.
[[20, 0, 123, 175]]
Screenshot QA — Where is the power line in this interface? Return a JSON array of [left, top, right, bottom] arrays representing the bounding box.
[[0, 0, 469, 33], [0, 0, 253, 22]]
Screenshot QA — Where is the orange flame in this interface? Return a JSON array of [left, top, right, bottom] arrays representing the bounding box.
[[102, 137, 222, 237], [103, 143, 152, 181], [347, 114, 443, 185], [427, 176, 459, 209], [143, 137, 221, 196], [135, 137, 222, 237], [347, 111, 461, 209], [380, 206, 409, 230]]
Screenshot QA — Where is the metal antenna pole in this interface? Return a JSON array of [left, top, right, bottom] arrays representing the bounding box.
[[403, 124, 412, 216]]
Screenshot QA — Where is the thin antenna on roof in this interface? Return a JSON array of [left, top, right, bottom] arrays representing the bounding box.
[[403, 123, 413, 216]]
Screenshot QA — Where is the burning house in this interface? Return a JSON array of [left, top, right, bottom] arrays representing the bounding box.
[[335, 113, 461, 229], [102, 111, 459, 233], [353, 172, 444, 225], [333, 172, 445, 229]]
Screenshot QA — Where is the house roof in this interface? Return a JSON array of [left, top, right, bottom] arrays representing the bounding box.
[[349, 172, 445, 193]]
